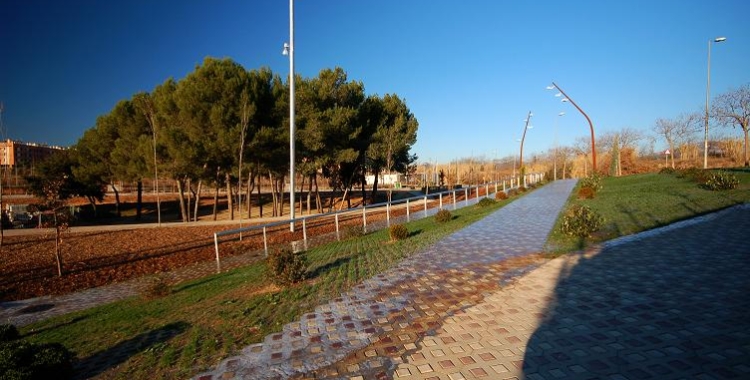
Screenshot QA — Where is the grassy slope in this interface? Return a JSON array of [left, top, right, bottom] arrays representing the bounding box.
[[547, 169, 750, 252]]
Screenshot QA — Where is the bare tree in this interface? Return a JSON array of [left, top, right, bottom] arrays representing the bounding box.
[[712, 84, 750, 167], [653, 113, 701, 168]]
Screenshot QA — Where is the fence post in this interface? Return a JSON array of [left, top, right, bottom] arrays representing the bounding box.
[[453, 190, 457, 210], [439, 193, 443, 209], [387, 201, 390, 226], [335, 213, 340, 241], [503, 180, 506, 192], [303, 218, 308, 250], [406, 199, 410, 222], [214, 233, 221, 274], [485, 184, 489, 198], [465, 188, 468, 206], [263, 226, 268, 257], [363, 206, 367, 233]]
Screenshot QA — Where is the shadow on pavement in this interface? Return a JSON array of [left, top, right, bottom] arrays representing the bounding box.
[[522, 205, 750, 379]]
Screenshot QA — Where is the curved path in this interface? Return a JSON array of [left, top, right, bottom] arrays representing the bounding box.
[[196, 180, 578, 379]]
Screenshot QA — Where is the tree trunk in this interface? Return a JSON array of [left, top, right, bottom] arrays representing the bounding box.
[[54, 212, 63, 277], [361, 171, 366, 207], [668, 140, 676, 168], [247, 172, 255, 219], [111, 182, 121, 217], [186, 178, 192, 222], [307, 175, 313, 215], [213, 184, 219, 221], [177, 179, 188, 223], [370, 170, 380, 204], [314, 175, 322, 213], [744, 127, 749, 167], [226, 173, 234, 220], [269, 172, 277, 217], [193, 180, 202, 222], [258, 177, 263, 218], [136, 180, 143, 220]]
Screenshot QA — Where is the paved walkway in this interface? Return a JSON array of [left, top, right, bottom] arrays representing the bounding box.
[[196, 181, 750, 380], [195, 179, 578, 379]]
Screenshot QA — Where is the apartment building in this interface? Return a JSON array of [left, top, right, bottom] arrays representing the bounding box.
[[0, 139, 64, 168]]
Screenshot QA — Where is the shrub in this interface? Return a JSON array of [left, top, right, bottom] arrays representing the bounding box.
[[476, 198, 496, 208], [434, 209, 452, 223], [495, 191, 508, 200], [577, 186, 596, 200], [579, 174, 603, 192], [676, 167, 708, 183], [506, 188, 518, 197], [142, 275, 171, 299], [267, 248, 307, 286], [0, 325, 19, 343], [388, 224, 409, 241], [344, 225, 366, 239], [0, 341, 74, 380], [659, 167, 676, 175], [560, 205, 604, 239], [517, 186, 527, 193], [702, 171, 739, 191]]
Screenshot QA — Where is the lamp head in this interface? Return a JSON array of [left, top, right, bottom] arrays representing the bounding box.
[[282, 43, 290, 56], [558, 112, 566, 116], [546, 85, 555, 90], [714, 37, 727, 43], [561, 98, 569, 103]]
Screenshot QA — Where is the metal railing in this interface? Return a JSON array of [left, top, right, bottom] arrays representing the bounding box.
[[212, 173, 544, 273]]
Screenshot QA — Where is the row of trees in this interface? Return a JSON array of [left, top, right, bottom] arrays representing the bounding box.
[[60, 58, 417, 222], [653, 83, 750, 168]]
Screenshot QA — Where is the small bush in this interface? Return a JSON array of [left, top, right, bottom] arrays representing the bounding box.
[[577, 186, 596, 200], [476, 198, 496, 208], [267, 249, 307, 286], [702, 171, 739, 191], [388, 224, 409, 241], [495, 191, 508, 200], [344, 225, 365, 239], [560, 205, 604, 239], [506, 188, 518, 197], [434, 209, 452, 223], [659, 167, 676, 175], [579, 174, 603, 192], [517, 186, 527, 193], [676, 167, 708, 183], [0, 341, 74, 380], [142, 276, 171, 299], [0, 325, 19, 343]]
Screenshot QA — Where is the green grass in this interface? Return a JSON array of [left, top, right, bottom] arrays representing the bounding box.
[[18, 195, 515, 379], [547, 168, 750, 252]]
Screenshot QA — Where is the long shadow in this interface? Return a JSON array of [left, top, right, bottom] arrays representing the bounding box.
[[522, 206, 750, 378], [73, 321, 190, 380]]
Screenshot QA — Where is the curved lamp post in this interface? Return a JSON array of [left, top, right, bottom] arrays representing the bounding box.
[[283, 0, 296, 232], [704, 36, 727, 169], [553, 111, 565, 181], [547, 82, 596, 171], [518, 111, 533, 170]]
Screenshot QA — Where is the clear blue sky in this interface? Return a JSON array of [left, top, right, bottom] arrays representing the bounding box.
[[2, 0, 749, 164]]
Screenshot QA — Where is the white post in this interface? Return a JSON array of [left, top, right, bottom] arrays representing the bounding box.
[[288, 0, 296, 232], [335, 213, 340, 241], [214, 233, 221, 274], [406, 199, 410, 222], [362, 206, 367, 232], [303, 218, 308, 250], [263, 226, 268, 257]]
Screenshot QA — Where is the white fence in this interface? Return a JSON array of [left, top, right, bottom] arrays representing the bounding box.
[[211, 173, 544, 273]]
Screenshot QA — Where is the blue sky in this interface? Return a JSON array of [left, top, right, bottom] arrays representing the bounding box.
[[1, 0, 749, 164]]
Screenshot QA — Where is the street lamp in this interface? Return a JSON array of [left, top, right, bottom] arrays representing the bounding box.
[[704, 36, 727, 169], [547, 82, 597, 171], [554, 112, 565, 181], [518, 111, 533, 170], [283, 0, 296, 232]]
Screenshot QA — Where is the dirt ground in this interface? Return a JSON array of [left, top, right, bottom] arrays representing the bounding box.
[[0, 188, 462, 302]]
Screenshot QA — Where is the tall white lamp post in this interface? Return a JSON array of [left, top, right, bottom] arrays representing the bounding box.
[[704, 36, 727, 169], [283, 0, 296, 231]]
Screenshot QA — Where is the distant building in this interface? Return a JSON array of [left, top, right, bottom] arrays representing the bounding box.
[[0, 139, 64, 168], [365, 173, 403, 187]]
